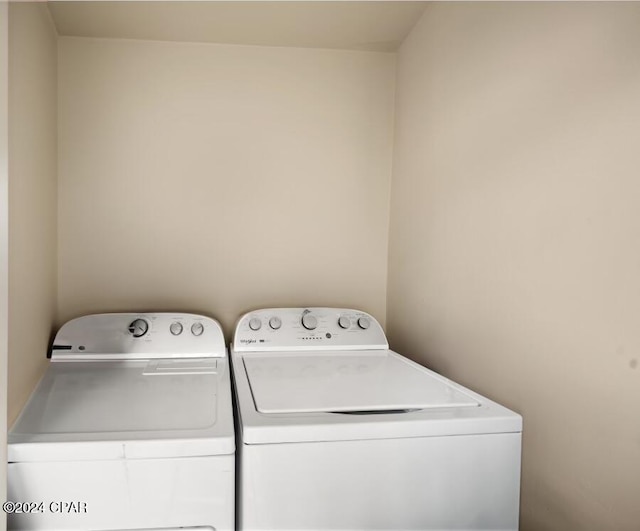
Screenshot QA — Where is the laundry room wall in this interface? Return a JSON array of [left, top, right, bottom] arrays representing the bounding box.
[[387, 3, 640, 531], [7, 3, 58, 427], [57, 36, 394, 335], [0, 0, 8, 519]]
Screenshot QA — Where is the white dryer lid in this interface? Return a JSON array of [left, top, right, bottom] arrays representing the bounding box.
[[8, 359, 234, 462], [243, 351, 480, 414]]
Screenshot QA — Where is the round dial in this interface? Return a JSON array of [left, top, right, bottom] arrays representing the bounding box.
[[301, 313, 318, 330], [169, 322, 183, 336], [249, 317, 262, 331], [191, 322, 204, 336], [269, 316, 282, 330], [357, 317, 370, 330], [338, 316, 351, 329], [128, 318, 149, 338]]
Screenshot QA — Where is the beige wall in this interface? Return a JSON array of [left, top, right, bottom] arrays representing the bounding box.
[[58, 37, 394, 335], [0, 2, 8, 523], [388, 3, 640, 530], [8, 3, 58, 427]]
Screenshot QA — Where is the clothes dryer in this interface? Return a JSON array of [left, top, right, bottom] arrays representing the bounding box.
[[8, 313, 235, 530], [231, 307, 521, 530]]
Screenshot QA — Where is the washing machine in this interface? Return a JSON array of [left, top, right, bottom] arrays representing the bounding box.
[[231, 307, 522, 530], [8, 313, 235, 530]]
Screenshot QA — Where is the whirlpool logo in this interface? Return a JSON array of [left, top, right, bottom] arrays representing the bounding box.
[[240, 339, 257, 344]]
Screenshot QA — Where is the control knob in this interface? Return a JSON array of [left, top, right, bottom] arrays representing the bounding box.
[[269, 316, 282, 330], [170, 322, 183, 336], [191, 322, 204, 336], [128, 318, 149, 338], [358, 317, 370, 330], [249, 317, 262, 331], [338, 316, 351, 329], [301, 313, 318, 330]]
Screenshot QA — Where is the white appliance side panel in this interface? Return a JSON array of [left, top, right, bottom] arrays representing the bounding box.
[[7, 455, 234, 530], [239, 433, 521, 531]]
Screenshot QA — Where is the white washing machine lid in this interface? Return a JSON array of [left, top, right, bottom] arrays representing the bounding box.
[[243, 351, 480, 413], [234, 349, 522, 444], [8, 359, 235, 462]]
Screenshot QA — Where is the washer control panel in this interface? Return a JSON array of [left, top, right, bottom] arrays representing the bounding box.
[[51, 313, 226, 360], [233, 308, 388, 352]]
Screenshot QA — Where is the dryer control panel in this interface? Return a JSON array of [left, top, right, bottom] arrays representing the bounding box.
[[233, 308, 388, 352], [51, 313, 226, 360]]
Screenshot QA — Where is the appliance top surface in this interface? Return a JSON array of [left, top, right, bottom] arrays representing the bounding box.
[[243, 350, 479, 414], [9, 356, 235, 460], [230, 308, 522, 443], [9, 313, 235, 460], [10, 359, 221, 436]]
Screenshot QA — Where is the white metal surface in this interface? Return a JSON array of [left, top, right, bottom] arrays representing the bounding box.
[[234, 307, 388, 352], [243, 350, 479, 414], [239, 433, 521, 531], [8, 456, 231, 530], [231, 307, 522, 530], [8, 313, 235, 530], [9, 359, 233, 462], [51, 312, 226, 360]]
